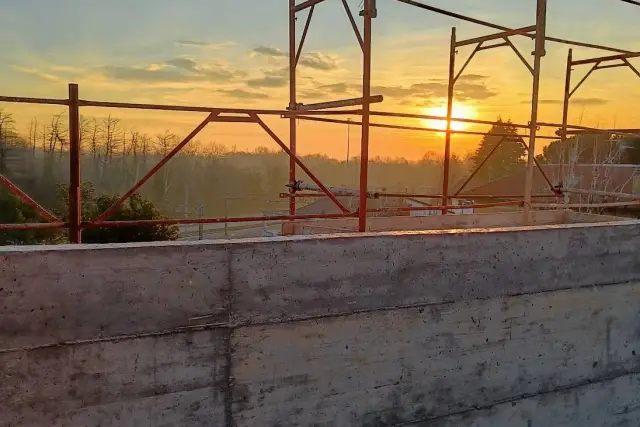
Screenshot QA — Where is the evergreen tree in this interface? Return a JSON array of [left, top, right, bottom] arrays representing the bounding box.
[[469, 118, 525, 184]]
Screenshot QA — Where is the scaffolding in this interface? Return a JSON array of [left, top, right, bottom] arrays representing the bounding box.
[[1, 0, 639, 242]]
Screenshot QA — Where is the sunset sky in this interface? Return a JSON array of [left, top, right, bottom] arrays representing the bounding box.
[[1, 0, 639, 160]]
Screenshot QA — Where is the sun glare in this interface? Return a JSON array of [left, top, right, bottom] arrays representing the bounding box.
[[422, 104, 476, 133]]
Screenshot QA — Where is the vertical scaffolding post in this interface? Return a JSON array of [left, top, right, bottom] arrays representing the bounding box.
[[68, 83, 82, 243], [442, 27, 457, 215], [358, 0, 375, 232], [560, 48, 573, 201], [522, 0, 547, 224], [288, 0, 297, 216]]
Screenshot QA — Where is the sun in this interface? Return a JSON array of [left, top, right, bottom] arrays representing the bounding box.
[[421, 103, 477, 133]]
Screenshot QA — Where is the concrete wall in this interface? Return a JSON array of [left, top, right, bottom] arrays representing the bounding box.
[[2, 219, 640, 426]]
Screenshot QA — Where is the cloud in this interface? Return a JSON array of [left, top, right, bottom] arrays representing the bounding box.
[[297, 53, 338, 71], [247, 75, 287, 89], [165, 58, 198, 72], [522, 98, 609, 106], [102, 58, 245, 85], [251, 46, 287, 58], [529, 99, 563, 105], [458, 74, 488, 82], [11, 66, 60, 82], [317, 83, 350, 94], [217, 88, 269, 100], [176, 40, 236, 49], [299, 89, 327, 100], [573, 97, 609, 106], [251, 45, 339, 71], [368, 79, 497, 101]]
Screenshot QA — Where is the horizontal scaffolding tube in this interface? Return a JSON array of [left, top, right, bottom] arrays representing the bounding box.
[[456, 25, 536, 47], [295, 95, 384, 111], [533, 201, 640, 209], [83, 212, 358, 229], [293, 0, 326, 12], [564, 188, 640, 200], [0, 222, 66, 231], [297, 115, 558, 139], [394, 0, 635, 54], [280, 192, 557, 200], [370, 110, 533, 130], [79, 99, 361, 116], [366, 201, 523, 214], [571, 51, 640, 66], [0, 96, 69, 106]]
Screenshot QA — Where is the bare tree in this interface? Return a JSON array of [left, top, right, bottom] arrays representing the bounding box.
[[154, 131, 178, 202], [27, 118, 40, 154]]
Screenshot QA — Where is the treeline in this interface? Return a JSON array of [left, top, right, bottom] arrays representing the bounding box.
[[0, 108, 473, 219]]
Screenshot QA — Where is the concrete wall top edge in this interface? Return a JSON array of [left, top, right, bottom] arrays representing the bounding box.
[[1, 218, 639, 255]]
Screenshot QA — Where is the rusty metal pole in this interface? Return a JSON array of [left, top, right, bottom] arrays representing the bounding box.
[[560, 48, 573, 204], [288, 0, 297, 217], [522, 0, 547, 224], [442, 27, 456, 215], [68, 83, 81, 243], [358, 0, 375, 232]]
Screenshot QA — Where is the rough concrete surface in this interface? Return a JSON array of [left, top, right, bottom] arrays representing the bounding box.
[[1, 329, 227, 427], [231, 283, 640, 426], [1, 220, 640, 426]]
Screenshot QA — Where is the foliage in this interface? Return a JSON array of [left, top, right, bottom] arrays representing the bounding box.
[[536, 133, 622, 165], [468, 118, 525, 184], [0, 189, 61, 245], [55, 182, 180, 244]]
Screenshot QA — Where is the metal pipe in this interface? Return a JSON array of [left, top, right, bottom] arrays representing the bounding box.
[[68, 83, 82, 243], [0, 174, 61, 223], [341, 0, 365, 51], [442, 27, 457, 214], [571, 51, 640, 66], [295, 95, 383, 111], [359, 0, 374, 232], [252, 114, 349, 213], [293, 0, 325, 12], [366, 200, 523, 214], [454, 136, 506, 196], [280, 192, 556, 200], [455, 25, 536, 47], [454, 41, 481, 83], [522, 0, 547, 224], [295, 5, 315, 67], [476, 41, 509, 52], [289, 0, 297, 217], [622, 58, 640, 79], [294, 182, 378, 199], [370, 110, 534, 130], [393, 0, 634, 54], [83, 212, 358, 229], [296, 115, 558, 139], [0, 96, 69, 106], [519, 138, 557, 194], [93, 113, 216, 223], [533, 201, 640, 209], [504, 38, 534, 75], [0, 222, 66, 231], [564, 188, 640, 200], [569, 62, 599, 98], [78, 99, 361, 116]]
